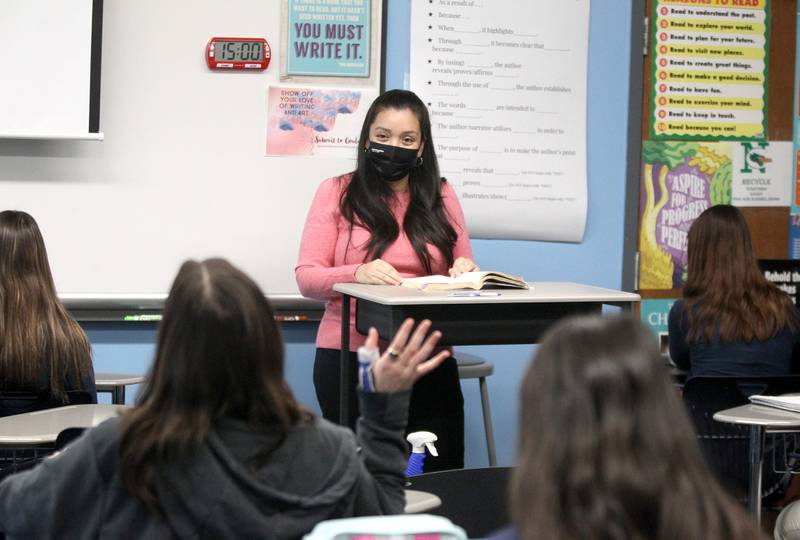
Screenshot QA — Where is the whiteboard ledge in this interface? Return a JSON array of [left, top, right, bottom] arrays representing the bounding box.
[[0, 132, 105, 141], [60, 293, 322, 311]]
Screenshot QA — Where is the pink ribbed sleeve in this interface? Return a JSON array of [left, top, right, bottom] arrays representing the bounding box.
[[295, 176, 360, 301]]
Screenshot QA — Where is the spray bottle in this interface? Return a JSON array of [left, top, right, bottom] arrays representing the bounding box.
[[405, 431, 438, 476], [356, 344, 379, 392]]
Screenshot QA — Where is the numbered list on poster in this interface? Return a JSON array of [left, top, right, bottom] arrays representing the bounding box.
[[410, 0, 589, 241], [652, 0, 767, 139]]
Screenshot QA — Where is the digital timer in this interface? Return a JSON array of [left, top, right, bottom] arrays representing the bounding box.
[[206, 37, 271, 70]]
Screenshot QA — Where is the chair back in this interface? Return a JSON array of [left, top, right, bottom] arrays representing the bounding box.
[[682, 375, 800, 499], [405, 466, 510, 538], [0, 389, 94, 417]]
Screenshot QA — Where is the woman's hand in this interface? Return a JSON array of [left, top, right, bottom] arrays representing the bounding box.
[[368, 319, 449, 393], [355, 259, 403, 285], [449, 257, 479, 277]]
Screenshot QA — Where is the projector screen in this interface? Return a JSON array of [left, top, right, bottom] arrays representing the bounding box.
[[0, 0, 103, 139]]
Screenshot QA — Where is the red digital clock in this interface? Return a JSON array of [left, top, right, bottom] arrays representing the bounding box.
[[206, 37, 271, 70]]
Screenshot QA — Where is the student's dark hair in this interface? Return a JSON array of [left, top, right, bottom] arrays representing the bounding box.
[[341, 89, 458, 273], [684, 204, 796, 343], [0, 210, 93, 401], [511, 315, 763, 540], [118, 258, 308, 513]]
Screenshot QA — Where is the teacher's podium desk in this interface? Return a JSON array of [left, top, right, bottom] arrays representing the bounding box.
[[333, 282, 640, 423]]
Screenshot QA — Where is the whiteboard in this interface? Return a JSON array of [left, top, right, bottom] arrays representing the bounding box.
[[0, 0, 382, 303], [0, 0, 100, 138]]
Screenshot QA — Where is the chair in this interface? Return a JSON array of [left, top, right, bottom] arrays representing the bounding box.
[[0, 426, 89, 484], [682, 375, 800, 503], [406, 466, 511, 539], [455, 352, 496, 466], [0, 389, 94, 418], [0, 391, 93, 474]]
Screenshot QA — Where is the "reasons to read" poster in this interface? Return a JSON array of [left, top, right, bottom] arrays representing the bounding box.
[[651, 0, 768, 140]]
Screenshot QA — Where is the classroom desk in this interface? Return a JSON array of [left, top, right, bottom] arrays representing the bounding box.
[[713, 404, 800, 525], [404, 489, 442, 513], [0, 404, 126, 447], [333, 282, 640, 424], [95, 373, 146, 405]]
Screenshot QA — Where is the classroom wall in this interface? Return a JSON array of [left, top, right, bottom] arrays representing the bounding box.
[[85, 0, 635, 468]]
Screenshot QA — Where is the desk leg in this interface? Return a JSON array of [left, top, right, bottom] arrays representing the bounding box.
[[748, 425, 765, 525], [339, 294, 351, 426]]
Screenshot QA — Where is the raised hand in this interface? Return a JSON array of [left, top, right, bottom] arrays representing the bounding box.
[[368, 319, 449, 393]]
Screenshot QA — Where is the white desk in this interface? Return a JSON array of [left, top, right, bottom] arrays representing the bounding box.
[[714, 404, 800, 525], [95, 373, 146, 405], [0, 404, 126, 447], [404, 489, 442, 513], [333, 282, 640, 424]]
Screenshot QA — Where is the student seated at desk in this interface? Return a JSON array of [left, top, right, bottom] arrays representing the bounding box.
[[491, 315, 761, 540], [0, 258, 448, 539], [669, 205, 800, 378], [0, 210, 96, 416]]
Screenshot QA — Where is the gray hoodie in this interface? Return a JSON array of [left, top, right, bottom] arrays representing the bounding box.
[[0, 390, 410, 539]]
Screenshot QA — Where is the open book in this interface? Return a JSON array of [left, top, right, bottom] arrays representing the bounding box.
[[748, 394, 800, 413], [401, 271, 529, 291]]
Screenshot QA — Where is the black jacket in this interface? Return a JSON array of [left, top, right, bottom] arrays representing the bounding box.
[[0, 390, 410, 539]]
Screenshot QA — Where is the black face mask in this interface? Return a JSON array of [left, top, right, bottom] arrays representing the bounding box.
[[365, 141, 420, 182]]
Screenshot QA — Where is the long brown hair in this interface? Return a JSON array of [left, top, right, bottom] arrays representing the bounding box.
[[118, 258, 308, 512], [0, 210, 93, 401], [512, 315, 763, 540], [341, 89, 458, 273], [684, 204, 796, 343]]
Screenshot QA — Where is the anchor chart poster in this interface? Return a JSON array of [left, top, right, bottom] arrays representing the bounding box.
[[651, 0, 768, 140]]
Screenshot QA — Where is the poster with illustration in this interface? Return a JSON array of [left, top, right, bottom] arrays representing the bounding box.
[[732, 141, 792, 206], [266, 86, 377, 157], [639, 141, 732, 289]]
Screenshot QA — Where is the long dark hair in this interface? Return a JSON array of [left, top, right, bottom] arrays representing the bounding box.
[[341, 89, 458, 273], [0, 210, 93, 401], [512, 315, 762, 540], [118, 258, 308, 512], [684, 205, 796, 343]]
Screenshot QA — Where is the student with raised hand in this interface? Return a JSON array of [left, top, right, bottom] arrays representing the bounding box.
[[492, 315, 762, 540], [0, 258, 449, 540], [296, 89, 476, 470], [669, 204, 800, 377], [0, 210, 96, 416]]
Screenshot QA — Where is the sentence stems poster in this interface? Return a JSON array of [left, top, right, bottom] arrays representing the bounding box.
[[409, 0, 590, 242]]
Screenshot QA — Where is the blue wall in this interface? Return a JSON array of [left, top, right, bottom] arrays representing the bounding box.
[[85, 0, 635, 468]]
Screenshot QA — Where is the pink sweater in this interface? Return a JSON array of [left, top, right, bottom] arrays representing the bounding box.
[[296, 174, 473, 350]]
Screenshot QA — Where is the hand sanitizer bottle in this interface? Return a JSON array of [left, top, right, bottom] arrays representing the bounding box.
[[405, 431, 438, 476]]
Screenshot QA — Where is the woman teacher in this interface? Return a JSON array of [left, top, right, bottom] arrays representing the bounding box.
[[296, 89, 477, 470]]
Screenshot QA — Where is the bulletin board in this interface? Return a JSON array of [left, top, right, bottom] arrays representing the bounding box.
[[637, 0, 795, 302]]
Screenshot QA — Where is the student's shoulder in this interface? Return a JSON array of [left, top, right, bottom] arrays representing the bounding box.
[[84, 415, 124, 454], [669, 299, 686, 316], [291, 415, 358, 454]]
